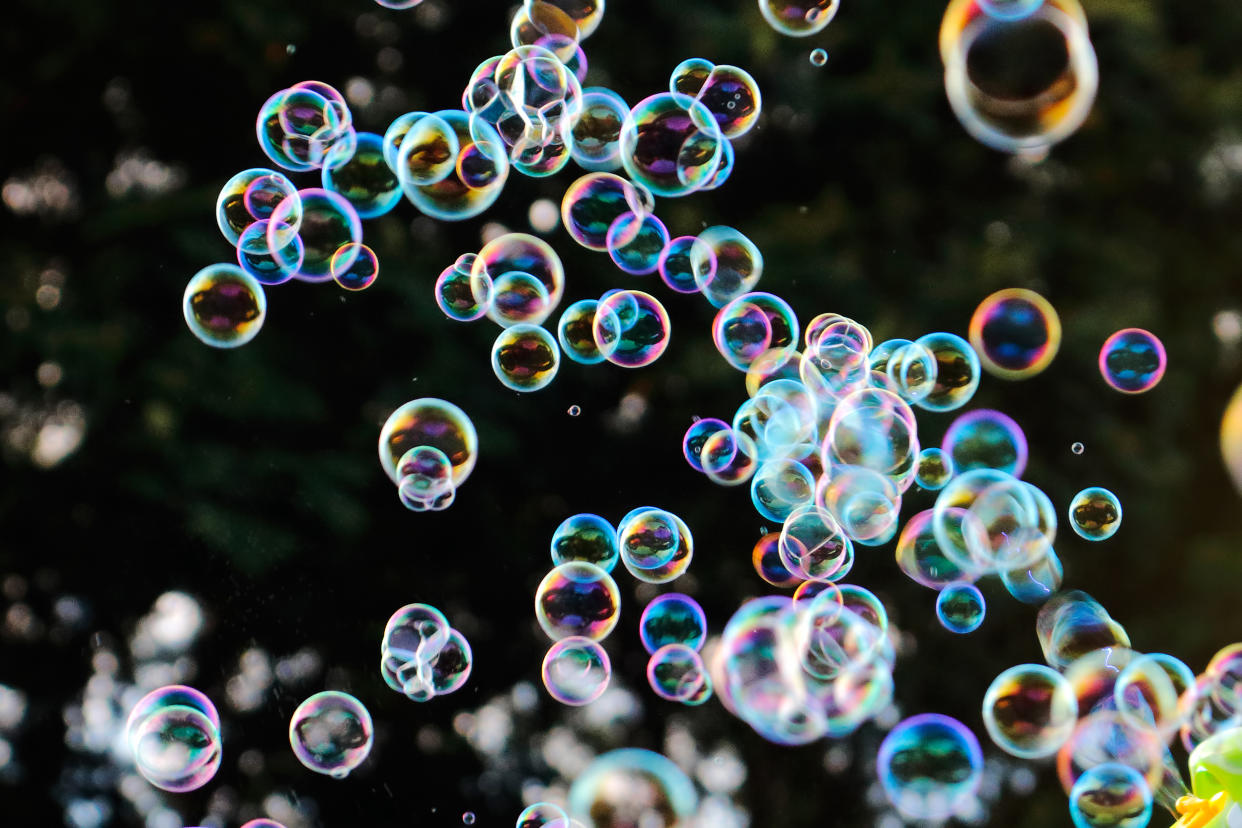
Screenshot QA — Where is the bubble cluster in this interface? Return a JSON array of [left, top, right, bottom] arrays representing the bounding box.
[[1099, 328, 1167, 394], [381, 603, 474, 701], [379, 398, 478, 511], [126, 685, 222, 792], [288, 691, 373, 778], [617, 507, 694, 583]]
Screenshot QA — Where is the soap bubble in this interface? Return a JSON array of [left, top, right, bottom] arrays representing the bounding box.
[[1056, 710, 1165, 796], [331, 242, 378, 291], [682, 418, 731, 473], [288, 691, 373, 778], [915, 447, 955, 491], [1067, 762, 1153, 828], [396, 445, 455, 512], [752, 531, 802, 587], [1036, 591, 1131, 671], [1001, 546, 1064, 605], [551, 513, 620, 572], [617, 507, 694, 584], [216, 168, 300, 245], [236, 220, 303, 285], [969, 288, 1061, 380], [489, 271, 553, 326], [474, 233, 565, 326], [126, 685, 222, 793], [593, 290, 671, 368], [659, 236, 713, 294], [620, 92, 723, 198], [639, 593, 707, 654], [567, 748, 698, 827], [543, 636, 611, 706], [876, 713, 983, 820], [895, 509, 970, 589], [936, 581, 986, 633], [379, 398, 478, 489], [517, 802, 569, 828], [492, 324, 561, 392], [647, 644, 711, 703], [1099, 328, 1166, 394], [268, 188, 361, 282], [183, 264, 266, 348], [982, 664, 1078, 758], [692, 226, 764, 308], [607, 211, 669, 276], [810, 48, 828, 66], [322, 131, 401, 219], [672, 62, 763, 139], [941, 408, 1028, 477], [758, 0, 840, 37], [436, 253, 491, 322], [1068, 487, 1122, 541], [560, 172, 650, 251], [402, 110, 509, 220], [558, 299, 608, 364], [913, 332, 981, 412], [535, 561, 621, 641], [572, 87, 629, 172]]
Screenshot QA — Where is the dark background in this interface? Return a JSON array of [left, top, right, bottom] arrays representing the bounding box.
[[3, 0, 1242, 825]]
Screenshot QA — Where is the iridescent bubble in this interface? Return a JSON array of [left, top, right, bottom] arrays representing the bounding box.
[[882, 340, 940, 404], [543, 636, 611, 706], [659, 236, 713, 294], [510, 3, 581, 58], [751, 458, 816, 522], [404, 110, 510, 221], [620, 92, 723, 198], [396, 445, 455, 512], [551, 513, 620, 572], [1072, 441, 1086, 455], [288, 691, 373, 778], [489, 271, 553, 326], [572, 87, 629, 172], [1056, 710, 1165, 796], [375, 0, 423, 9], [640, 593, 707, 654], [382, 603, 451, 672], [940, 0, 1098, 153], [617, 507, 695, 584], [817, 464, 902, 543], [983, 664, 1078, 758], [810, 48, 829, 66], [322, 131, 401, 219], [492, 324, 561, 392], [876, 713, 984, 821], [474, 233, 565, 327], [517, 802, 569, 828], [560, 173, 649, 251], [567, 748, 698, 828], [647, 644, 711, 703], [692, 226, 764, 308], [1099, 328, 1166, 394], [395, 112, 459, 188], [1114, 652, 1195, 739], [237, 220, 302, 285], [421, 628, 474, 696], [557, 299, 607, 365], [593, 290, 671, 368], [255, 84, 354, 172], [1036, 591, 1131, 672], [535, 561, 621, 641], [126, 685, 222, 793], [183, 264, 266, 348], [378, 398, 478, 488], [682, 418, 730, 473], [701, 427, 759, 487], [1068, 762, 1153, 828], [913, 332, 981, 412], [216, 168, 300, 245], [915, 447, 955, 491], [436, 253, 491, 322], [936, 582, 986, 634], [240, 821, 287, 828], [753, 531, 802, 587], [1068, 487, 1122, 541], [607, 212, 669, 275], [941, 408, 1028, 477], [674, 62, 763, 140], [895, 509, 970, 590], [331, 242, 378, 291], [968, 288, 1061, 380], [268, 188, 362, 282], [1000, 546, 1064, 605], [1206, 642, 1242, 711], [758, 0, 840, 36], [978, 0, 1046, 20], [779, 504, 851, 582]]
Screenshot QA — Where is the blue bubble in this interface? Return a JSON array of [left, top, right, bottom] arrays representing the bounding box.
[[936, 582, 986, 634]]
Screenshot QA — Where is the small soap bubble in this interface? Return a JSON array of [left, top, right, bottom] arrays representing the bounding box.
[[542, 635, 611, 706], [810, 48, 828, 66], [288, 691, 373, 778], [915, 447, 954, 491], [1099, 328, 1166, 394], [183, 264, 266, 349], [1068, 487, 1122, 541], [1071, 441, 1085, 455], [936, 582, 986, 634], [126, 685, 222, 793], [462, 813, 476, 826], [568, 405, 581, 416], [517, 802, 569, 828], [647, 643, 711, 703]]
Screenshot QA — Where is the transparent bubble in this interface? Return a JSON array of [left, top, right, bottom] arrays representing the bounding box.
[[331, 242, 378, 291], [751, 458, 816, 522], [396, 445, 455, 512], [942, 408, 1028, 477], [126, 685, 222, 793], [941, 0, 1098, 153], [1068, 487, 1122, 541], [379, 403, 476, 514], [936, 581, 986, 634], [758, 0, 840, 36], [256, 83, 355, 172], [1099, 328, 1166, 394], [779, 504, 851, 582], [542, 636, 611, 706], [915, 447, 955, 491], [567, 748, 698, 827], [674, 62, 763, 140], [572, 87, 629, 172], [682, 418, 730, 473], [1072, 441, 1085, 455], [592, 290, 671, 368], [1056, 710, 1165, 796], [551, 513, 620, 572], [535, 561, 621, 641], [1001, 546, 1064, 605], [183, 264, 266, 348], [607, 212, 669, 275], [436, 253, 492, 322], [714, 293, 799, 371], [492, 323, 561, 392], [895, 508, 970, 589], [659, 236, 713, 294], [640, 593, 707, 654], [983, 664, 1078, 758], [216, 168, 300, 245], [692, 226, 764, 308], [1036, 591, 1131, 671], [913, 332, 981, 412], [395, 113, 460, 188], [558, 299, 607, 364], [969, 288, 1061, 379], [752, 531, 802, 587], [322, 131, 401, 219], [237, 219, 303, 285], [560, 172, 650, 251], [817, 464, 902, 542], [620, 92, 723, 198], [269, 188, 361, 282], [617, 507, 694, 584], [876, 713, 984, 821], [288, 691, 373, 778], [403, 110, 510, 221], [475, 233, 565, 326], [517, 801, 570, 828], [647, 644, 711, 703], [1115, 652, 1195, 739], [489, 270, 553, 326], [702, 428, 760, 487], [1068, 762, 1153, 828]]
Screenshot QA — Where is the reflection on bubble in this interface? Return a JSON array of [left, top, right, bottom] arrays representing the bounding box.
[[936, 581, 986, 634], [543, 636, 611, 706], [942, 408, 1028, 477], [535, 561, 621, 641], [1068, 487, 1122, 541], [289, 691, 374, 778], [983, 664, 1078, 758], [492, 323, 561, 392], [640, 593, 707, 654], [551, 513, 620, 572], [876, 713, 983, 820], [126, 685, 222, 792], [378, 398, 478, 489], [969, 288, 1061, 379], [1068, 762, 1153, 828], [183, 264, 266, 348], [1099, 328, 1166, 394]]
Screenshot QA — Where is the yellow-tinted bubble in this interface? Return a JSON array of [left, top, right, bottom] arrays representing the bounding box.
[[492, 324, 561, 392], [182, 264, 267, 349], [535, 561, 621, 641], [1221, 384, 1242, 496], [378, 398, 478, 488], [758, 0, 840, 37], [982, 664, 1078, 758], [941, 0, 1098, 153], [968, 288, 1061, 379]]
